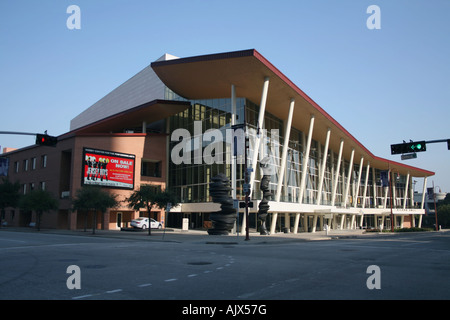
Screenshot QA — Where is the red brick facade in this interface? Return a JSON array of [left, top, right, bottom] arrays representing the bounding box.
[[2, 132, 168, 230]]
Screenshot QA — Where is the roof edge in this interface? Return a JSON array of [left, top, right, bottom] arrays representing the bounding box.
[[151, 49, 435, 177], [151, 49, 256, 68]]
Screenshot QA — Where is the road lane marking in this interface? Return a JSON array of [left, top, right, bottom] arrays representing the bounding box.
[[106, 289, 122, 294], [138, 283, 152, 287], [72, 294, 94, 300]]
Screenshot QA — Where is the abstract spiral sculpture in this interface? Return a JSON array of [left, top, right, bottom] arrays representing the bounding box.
[[208, 173, 237, 235], [257, 174, 272, 235], [257, 157, 273, 235]]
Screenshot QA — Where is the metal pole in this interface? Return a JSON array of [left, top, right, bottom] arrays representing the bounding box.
[[244, 133, 250, 241], [433, 181, 439, 231], [243, 102, 250, 241], [425, 139, 449, 144], [0, 131, 40, 136], [389, 168, 395, 232]]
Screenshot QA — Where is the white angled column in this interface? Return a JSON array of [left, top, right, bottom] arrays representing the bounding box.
[[392, 171, 397, 207], [359, 162, 370, 228], [403, 172, 410, 209], [242, 77, 269, 234], [418, 176, 428, 227], [293, 115, 315, 234], [343, 148, 355, 208], [271, 98, 295, 234], [331, 139, 344, 206], [249, 77, 270, 196], [353, 157, 364, 208], [421, 176, 427, 209], [275, 98, 295, 202], [383, 169, 391, 209], [298, 115, 315, 204], [231, 84, 237, 200], [316, 128, 331, 205], [372, 167, 377, 207], [362, 162, 370, 209]]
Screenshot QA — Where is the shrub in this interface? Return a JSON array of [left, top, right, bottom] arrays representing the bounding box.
[[394, 227, 432, 232]]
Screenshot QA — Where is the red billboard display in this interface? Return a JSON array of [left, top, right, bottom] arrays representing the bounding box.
[[82, 148, 135, 189]]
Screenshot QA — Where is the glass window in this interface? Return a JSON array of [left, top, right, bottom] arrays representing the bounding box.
[[141, 160, 162, 177], [41, 155, 47, 168]]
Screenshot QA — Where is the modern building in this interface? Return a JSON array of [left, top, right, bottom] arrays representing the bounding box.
[[414, 191, 447, 215], [1, 49, 435, 233]]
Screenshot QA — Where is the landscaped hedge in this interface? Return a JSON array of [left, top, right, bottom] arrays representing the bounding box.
[[364, 227, 433, 233], [394, 227, 433, 232]]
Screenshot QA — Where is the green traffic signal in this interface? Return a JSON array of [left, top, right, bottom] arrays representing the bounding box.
[[391, 141, 426, 155], [409, 143, 423, 151]]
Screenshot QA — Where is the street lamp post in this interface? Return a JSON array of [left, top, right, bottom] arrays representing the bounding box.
[[432, 182, 439, 231]]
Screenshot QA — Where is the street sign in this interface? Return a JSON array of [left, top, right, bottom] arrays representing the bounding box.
[[401, 153, 417, 160]]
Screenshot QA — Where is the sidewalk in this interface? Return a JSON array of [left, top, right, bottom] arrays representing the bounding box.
[[0, 226, 373, 244]]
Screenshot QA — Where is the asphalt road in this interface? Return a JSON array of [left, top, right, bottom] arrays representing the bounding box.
[[1, 229, 449, 303]]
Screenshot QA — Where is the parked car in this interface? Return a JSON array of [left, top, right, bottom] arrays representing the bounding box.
[[131, 217, 162, 229]]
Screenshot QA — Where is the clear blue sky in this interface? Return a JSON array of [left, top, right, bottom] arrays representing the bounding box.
[[1, 0, 449, 192]]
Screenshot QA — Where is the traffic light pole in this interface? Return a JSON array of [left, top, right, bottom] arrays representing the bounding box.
[[244, 133, 250, 241], [426, 139, 449, 145], [432, 181, 439, 232], [0, 131, 41, 136], [231, 122, 250, 241], [0, 131, 57, 147], [389, 169, 395, 232], [391, 138, 450, 155]]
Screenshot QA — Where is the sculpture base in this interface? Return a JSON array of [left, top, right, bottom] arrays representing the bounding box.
[[207, 229, 230, 235]]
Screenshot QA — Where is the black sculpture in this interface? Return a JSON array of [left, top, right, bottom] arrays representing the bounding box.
[[208, 173, 237, 235], [257, 157, 273, 235]]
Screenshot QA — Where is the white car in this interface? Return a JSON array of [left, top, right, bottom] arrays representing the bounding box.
[[131, 217, 162, 230]]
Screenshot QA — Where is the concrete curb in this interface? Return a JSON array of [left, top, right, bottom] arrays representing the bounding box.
[[1, 227, 447, 245]]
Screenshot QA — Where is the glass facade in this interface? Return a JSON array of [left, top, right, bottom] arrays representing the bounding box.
[[165, 88, 416, 211]]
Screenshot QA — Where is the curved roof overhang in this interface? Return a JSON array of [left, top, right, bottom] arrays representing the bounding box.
[[151, 49, 434, 177], [64, 99, 191, 136]]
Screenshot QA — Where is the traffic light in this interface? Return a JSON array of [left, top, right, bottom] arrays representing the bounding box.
[[36, 134, 57, 147], [391, 141, 426, 155]]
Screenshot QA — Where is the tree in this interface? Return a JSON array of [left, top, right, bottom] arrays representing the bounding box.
[[19, 189, 59, 231], [437, 204, 450, 228], [72, 186, 118, 234], [126, 184, 164, 235], [440, 193, 450, 205], [0, 177, 21, 227]]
